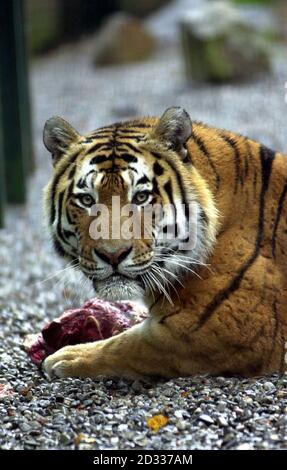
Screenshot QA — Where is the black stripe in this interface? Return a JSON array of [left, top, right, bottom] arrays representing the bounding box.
[[260, 146, 275, 192], [54, 189, 78, 258], [117, 135, 143, 141], [153, 161, 164, 176], [192, 134, 220, 191], [76, 177, 88, 189], [90, 154, 110, 165], [137, 175, 150, 185], [52, 235, 78, 260], [120, 153, 138, 163], [86, 143, 111, 154], [174, 223, 179, 237], [67, 179, 74, 198], [52, 236, 66, 258], [85, 169, 96, 179], [119, 142, 141, 154], [57, 190, 79, 249], [220, 135, 242, 193], [163, 179, 179, 238], [91, 126, 114, 133], [50, 150, 80, 224], [63, 229, 77, 241], [271, 179, 287, 257], [243, 139, 251, 180], [91, 151, 139, 166], [163, 180, 175, 206], [166, 158, 189, 220], [121, 123, 151, 129], [152, 177, 160, 195], [195, 145, 275, 331], [118, 128, 145, 135], [128, 166, 138, 174], [151, 151, 162, 160], [82, 134, 110, 142], [56, 190, 66, 243], [68, 166, 76, 180]]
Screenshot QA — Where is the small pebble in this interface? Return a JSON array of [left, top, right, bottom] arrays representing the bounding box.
[[199, 414, 215, 425]]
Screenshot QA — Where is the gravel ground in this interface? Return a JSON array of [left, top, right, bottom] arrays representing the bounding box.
[[1, 2, 287, 450]]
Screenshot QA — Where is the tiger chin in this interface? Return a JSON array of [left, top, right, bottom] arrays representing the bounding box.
[[42, 106, 287, 380]]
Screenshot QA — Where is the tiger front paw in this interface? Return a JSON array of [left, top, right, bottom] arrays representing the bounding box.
[[42, 343, 101, 379]]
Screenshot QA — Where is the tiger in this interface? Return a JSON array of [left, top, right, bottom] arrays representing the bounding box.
[[42, 107, 287, 380]]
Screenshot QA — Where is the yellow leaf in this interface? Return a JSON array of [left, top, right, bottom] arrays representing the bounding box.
[[147, 414, 168, 432], [74, 433, 96, 445], [74, 433, 86, 445]]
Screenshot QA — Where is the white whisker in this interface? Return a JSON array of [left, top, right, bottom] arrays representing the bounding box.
[[31, 260, 80, 287], [149, 268, 173, 305], [152, 264, 179, 301]]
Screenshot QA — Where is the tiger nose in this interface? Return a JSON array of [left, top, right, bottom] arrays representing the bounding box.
[[94, 246, 132, 266]]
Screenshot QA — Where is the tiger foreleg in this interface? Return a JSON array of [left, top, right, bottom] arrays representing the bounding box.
[[42, 317, 184, 380]]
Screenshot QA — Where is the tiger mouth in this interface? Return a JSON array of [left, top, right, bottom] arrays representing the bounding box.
[[92, 273, 145, 302], [92, 273, 144, 289]]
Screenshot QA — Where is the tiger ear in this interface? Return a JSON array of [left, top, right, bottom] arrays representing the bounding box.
[[152, 107, 192, 156], [43, 116, 80, 165]]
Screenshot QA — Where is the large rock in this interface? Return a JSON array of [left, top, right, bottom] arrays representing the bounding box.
[[179, 1, 271, 82], [275, 1, 287, 42], [93, 13, 156, 66]]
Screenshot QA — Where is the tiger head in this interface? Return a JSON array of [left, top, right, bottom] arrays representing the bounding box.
[[43, 107, 218, 304]]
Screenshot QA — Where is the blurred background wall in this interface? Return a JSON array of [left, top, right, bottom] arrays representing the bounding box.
[[24, 0, 285, 57], [25, 0, 171, 55]]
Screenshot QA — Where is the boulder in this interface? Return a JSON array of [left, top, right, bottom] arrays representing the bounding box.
[[93, 13, 157, 66], [275, 1, 287, 42], [179, 1, 271, 82]]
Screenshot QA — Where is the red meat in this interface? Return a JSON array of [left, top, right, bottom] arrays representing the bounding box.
[[24, 298, 148, 365]]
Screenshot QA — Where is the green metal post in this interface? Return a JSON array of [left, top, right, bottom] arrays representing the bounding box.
[[0, 97, 5, 228], [14, 0, 34, 174], [0, 0, 34, 204]]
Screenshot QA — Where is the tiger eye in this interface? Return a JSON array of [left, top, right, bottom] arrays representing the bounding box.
[[132, 191, 150, 205], [77, 194, 95, 208]]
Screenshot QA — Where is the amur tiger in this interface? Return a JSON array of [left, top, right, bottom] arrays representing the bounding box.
[[42, 107, 287, 379]]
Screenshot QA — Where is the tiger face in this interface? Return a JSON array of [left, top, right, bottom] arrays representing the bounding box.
[[43, 107, 218, 304]]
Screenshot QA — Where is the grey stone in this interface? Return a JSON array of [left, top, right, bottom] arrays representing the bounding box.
[[179, 1, 271, 82], [93, 13, 156, 66], [263, 382, 276, 392], [199, 414, 215, 425]]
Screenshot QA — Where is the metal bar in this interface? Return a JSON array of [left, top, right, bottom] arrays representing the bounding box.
[[14, 0, 34, 174], [0, 0, 34, 204], [0, 96, 5, 228]]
